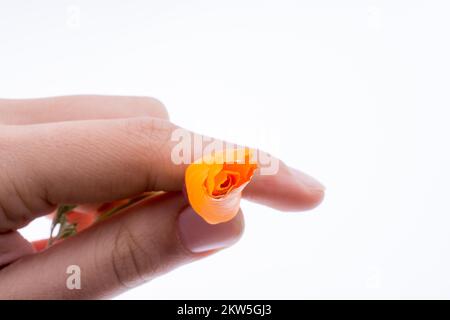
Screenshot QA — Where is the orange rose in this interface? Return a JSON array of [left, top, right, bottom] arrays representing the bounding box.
[[185, 148, 258, 224]]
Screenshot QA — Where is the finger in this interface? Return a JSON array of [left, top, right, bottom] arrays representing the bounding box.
[[0, 95, 169, 125], [0, 193, 244, 299], [244, 163, 325, 211], [76, 165, 326, 214], [0, 118, 325, 231], [0, 232, 34, 268]]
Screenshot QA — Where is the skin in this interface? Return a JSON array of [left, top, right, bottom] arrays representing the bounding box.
[[0, 95, 325, 299]]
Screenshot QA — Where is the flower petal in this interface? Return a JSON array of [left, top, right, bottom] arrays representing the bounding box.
[[185, 149, 258, 224]]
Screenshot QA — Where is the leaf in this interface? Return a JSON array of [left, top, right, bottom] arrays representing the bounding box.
[[47, 192, 163, 248], [48, 204, 77, 246]]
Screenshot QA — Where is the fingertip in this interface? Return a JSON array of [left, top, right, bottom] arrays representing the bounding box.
[[285, 189, 325, 212], [243, 161, 325, 212]]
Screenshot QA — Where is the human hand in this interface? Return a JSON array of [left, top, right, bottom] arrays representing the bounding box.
[[0, 95, 324, 299]]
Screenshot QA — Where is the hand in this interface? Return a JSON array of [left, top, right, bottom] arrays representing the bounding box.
[[0, 95, 325, 299]]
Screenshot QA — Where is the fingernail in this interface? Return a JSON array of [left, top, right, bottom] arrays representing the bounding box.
[[178, 207, 244, 253], [289, 167, 325, 191]]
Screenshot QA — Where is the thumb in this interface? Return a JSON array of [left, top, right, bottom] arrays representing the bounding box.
[[0, 192, 244, 299]]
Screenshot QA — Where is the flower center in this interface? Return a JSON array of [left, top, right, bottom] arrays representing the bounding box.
[[211, 171, 239, 197]]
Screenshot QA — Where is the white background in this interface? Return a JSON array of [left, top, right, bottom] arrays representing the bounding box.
[[1, 0, 450, 299]]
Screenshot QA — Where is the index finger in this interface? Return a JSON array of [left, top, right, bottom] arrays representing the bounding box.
[[0, 117, 324, 231]]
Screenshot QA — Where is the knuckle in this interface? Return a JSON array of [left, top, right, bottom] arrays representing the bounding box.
[[111, 224, 162, 288], [0, 129, 28, 230], [123, 117, 176, 164], [135, 97, 169, 120], [122, 117, 177, 189], [124, 117, 175, 143], [0, 197, 32, 233], [0, 127, 53, 231], [102, 117, 178, 192], [0, 126, 14, 153], [0, 206, 15, 232]]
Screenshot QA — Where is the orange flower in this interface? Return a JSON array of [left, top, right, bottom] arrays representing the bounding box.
[[185, 148, 258, 224]]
